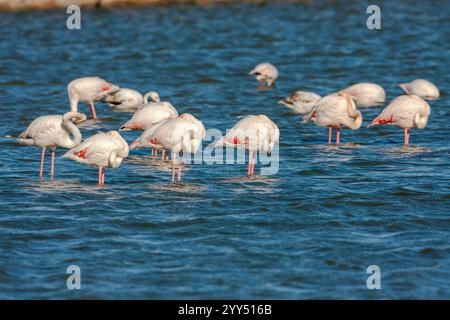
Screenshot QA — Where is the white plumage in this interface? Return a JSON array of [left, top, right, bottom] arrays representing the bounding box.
[[399, 79, 439, 100], [279, 91, 321, 114]]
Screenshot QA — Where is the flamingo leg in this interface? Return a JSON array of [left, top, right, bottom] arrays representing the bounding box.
[[247, 151, 254, 176], [404, 128, 410, 145], [171, 152, 176, 182], [161, 150, 165, 160], [251, 151, 256, 175], [39, 147, 46, 178], [98, 167, 102, 185], [101, 168, 105, 185], [89, 101, 97, 120], [50, 147, 55, 180], [328, 127, 332, 144], [336, 128, 341, 145], [177, 157, 182, 181]]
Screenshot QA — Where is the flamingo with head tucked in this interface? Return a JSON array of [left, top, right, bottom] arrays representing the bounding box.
[[17, 111, 86, 179], [303, 92, 363, 144], [68, 77, 120, 119], [215, 115, 279, 176], [340, 82, 386, 107], [249, 63, 278, 89], [399, 79, 439, 100], [368, 95, 431, 145], [119, 93, 177, 131], [102, 88, 144, 111], [278, 91, 321, 114], [137, 114, 205, 182], [63, 131, 129, 185]]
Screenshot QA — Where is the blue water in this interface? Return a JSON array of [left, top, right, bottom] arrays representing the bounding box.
[[0, 1, 449, 299]]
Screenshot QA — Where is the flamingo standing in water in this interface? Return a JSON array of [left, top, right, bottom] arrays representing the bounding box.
[[215, 115, 279, 176], [278, 91, 321, 114], [340, 82, 386, 107], [249, 63, 278, 89], [368, 95, 431, 145], [17, 111, 86, 179], [63, 131, 129, 185], [303, 92, 363, 144], [399, 79, 440, 100], [68, 77, 120, 119], [139, 113, 205, 182]]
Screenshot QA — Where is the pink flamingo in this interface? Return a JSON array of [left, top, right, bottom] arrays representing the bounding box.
[[278, 91, 321, 114], [249, 63, 278, 88], [215, 115, 279, 176], [368, 95, 431, 145], [63, 131, 129, 185], [399, 79, 440, 100], [340, 82, 385, 107], [17, 111, 86, 179], [303, 92, 363, 144], [138, 113, 205, 182], [102, 88, 144, 111], [68, 77, 119, 119]]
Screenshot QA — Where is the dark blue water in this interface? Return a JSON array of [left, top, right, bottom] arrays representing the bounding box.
[[0, 1, 449, 299]]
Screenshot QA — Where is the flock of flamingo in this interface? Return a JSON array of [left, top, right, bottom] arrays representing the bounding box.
[[17, 62, 439, 185]]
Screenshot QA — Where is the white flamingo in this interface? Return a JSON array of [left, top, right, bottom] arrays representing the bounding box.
[[341, 82, 386, 107], [399, 79, 440, 100], [303, 92, 363, 144], [249, 63, 278, 88], [215, 115, 279, 176], [119, 93, 177, 131], [102, 88, 144, 111], [278, 91, 321, 113], [17, 111, 86, 179], [68, 77, 119, 119], [138, 114, 205, 181], [63, 131, 129, 185], [368, 95, 431, 145]]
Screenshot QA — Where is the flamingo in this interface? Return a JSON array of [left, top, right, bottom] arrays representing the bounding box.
[[63, 131, 129, 185], [139, 114, 205, 182], [340, 82, 386, 107], [17, 111, 86, 179], [399, 79, 440, 100], [249, 63, 278, 88], [68, 77, 120, 120], [119, 95, 177, 131], [278, 91, 321, 114], [303, 92, 363, 144], [129, 119, 170, 160], [215, 115, 279, 176], [368, 95, 431, 145], [102, 88, 144, 111]]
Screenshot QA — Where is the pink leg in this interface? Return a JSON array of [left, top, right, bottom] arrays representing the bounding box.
[[328, 127, 332, 144], [101, 168, 105, 185], [98, 167, 102, 185], [251, 152, 256, 175], [39, 147, 46, 177], [161, 150, 165, 160], [404, 128, 410, 145], [89, 101, 97, 120], [247, 151, 253, 176], [336, 128, 341, 145], [177, 158, 182, 181], [50, 147, 55, 180], [171, 152, 176, 182]]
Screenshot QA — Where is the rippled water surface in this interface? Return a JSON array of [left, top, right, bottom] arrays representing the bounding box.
[[0, 1, 449, 299]]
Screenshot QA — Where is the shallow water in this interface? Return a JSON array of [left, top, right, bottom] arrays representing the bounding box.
[[0, 1, 449, 299]]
